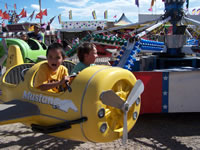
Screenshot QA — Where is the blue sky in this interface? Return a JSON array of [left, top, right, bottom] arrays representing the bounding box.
[[1, 0, 200, 29]]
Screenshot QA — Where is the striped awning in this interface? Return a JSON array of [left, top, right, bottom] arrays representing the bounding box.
[[0, 30, 57, 38]]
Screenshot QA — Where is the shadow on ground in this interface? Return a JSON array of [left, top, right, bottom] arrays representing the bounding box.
[[0, 125, 83, 150], [129, 113, 200, 150]]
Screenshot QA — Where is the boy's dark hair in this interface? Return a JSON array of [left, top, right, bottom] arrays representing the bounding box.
[[78, 43, 95, 62], [46, 43, 65, 59], [20, 32, 27, 36], [97, 26, 102, 31]]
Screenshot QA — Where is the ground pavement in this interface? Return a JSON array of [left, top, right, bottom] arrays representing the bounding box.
[[0, 113, 200, 150]]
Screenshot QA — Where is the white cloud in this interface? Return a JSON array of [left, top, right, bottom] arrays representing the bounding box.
[[57, 0, 166, 22], [31, 4, 40, 10], [55, 0, 90, 7], [51, 0, 197, 28]]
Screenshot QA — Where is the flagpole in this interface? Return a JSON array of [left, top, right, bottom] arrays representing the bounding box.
[[39, 0, 42, 24], [138, 7, 140, 16]]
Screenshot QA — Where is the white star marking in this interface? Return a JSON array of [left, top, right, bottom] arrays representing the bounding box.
[[163, 91, 168, 96], [163, 105, 168, 109], [163, 76, 168, 81]]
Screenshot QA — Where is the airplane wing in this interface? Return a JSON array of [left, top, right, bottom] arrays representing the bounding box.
[[0, 100, 40, 125]]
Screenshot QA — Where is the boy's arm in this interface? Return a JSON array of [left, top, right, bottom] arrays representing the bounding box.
[[38, 74, 70, 91], [35, 65, 70, 91], [38, 81, 62, 91]]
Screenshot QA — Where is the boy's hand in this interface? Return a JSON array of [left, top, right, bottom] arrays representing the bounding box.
[[60, 76, 70, 85]]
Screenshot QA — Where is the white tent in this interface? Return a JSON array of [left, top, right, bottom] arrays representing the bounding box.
[[114, 13, 132, 26]]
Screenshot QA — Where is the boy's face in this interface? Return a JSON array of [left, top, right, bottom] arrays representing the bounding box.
[[85, 46, 98, 65], [21, 35, 27, 40], [47, 49, 63, 72], [34, 26, 40, 33]]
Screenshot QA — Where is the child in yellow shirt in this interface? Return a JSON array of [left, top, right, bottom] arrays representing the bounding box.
[[34, 43, 70, 93]]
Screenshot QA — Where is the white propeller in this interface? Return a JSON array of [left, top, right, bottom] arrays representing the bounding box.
[[100, 80, 144, 145]]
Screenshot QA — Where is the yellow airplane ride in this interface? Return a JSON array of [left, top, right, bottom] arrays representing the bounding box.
[[0, 44, 144, 145]]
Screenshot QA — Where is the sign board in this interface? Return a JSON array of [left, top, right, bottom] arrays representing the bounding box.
[[61, 21, 107, 31]]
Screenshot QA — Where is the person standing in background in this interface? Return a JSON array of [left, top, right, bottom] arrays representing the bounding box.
[[27, 24, 43, 43], [40, 24, 47, 44]]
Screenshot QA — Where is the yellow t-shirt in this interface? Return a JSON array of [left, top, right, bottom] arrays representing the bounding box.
[[34, 63, 69, 93]]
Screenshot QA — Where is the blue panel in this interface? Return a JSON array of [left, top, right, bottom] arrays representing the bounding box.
[[162, 72, 169, 113], [132, 60, 140, 71]]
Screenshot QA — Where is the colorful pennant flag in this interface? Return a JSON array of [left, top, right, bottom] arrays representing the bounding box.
[[151, 0, 155, 7], [148, 7, 153, 11], [35, 10, 43, 19], [69, 10, 72, 20], [135, 0, 139, 7], [19, 8, 25, 16], [186, 0, 189, 9], [0, 10, 3, 17], [28, 10, 35, 21], [92, 10, 97, 19], [43, 9, 47, 16], [58, 14, 62, 24], [104, 10, 108, 19], [13, 4, 16, 10], [49, 16, 56, 24], [14, 14, 20, 23], [197, 8, 200, 15], [2, 11, 9, 20], [192, 9, 196, 15], [21, 11, 27, 18], [5, 3, 8, 9], [148, 0, 155, 11]]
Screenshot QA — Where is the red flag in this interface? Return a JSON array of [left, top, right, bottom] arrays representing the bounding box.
[[113, 15, 117, 18], [5, 3, 7, 9], [148, 7, 153, 11], [21, 11, 27, 18], [19, 9, 25, 16], [14, 4, 17, 10], [35, 10, 43, 19], [2, 11, 9, 20], [0, 10, 3, 17], [42, 9, 47, 16]]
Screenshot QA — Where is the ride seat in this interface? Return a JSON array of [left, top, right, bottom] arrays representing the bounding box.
[[62, 60, 75, 74], [5, 63, 34, 84], [27, 39, 39, 50]]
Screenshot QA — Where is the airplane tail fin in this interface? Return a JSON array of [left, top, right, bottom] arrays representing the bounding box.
[[6, 45, 24, 70]]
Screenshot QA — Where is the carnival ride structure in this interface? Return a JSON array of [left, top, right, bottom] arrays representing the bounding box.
[[0, 38, 47, 74], [0, 44, 144, 144], [114, 0, 200, 114], [66, 0, 200, 114]]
